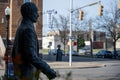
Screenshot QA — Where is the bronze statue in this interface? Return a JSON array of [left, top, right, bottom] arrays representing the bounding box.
[[12, 2, 56, 80]]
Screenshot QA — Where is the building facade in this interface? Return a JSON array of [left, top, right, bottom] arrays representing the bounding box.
[[43, 30, 111, 49], [0, 0, 9, 39], [0, 0, 43, 49], [42, 35, 64, 50]]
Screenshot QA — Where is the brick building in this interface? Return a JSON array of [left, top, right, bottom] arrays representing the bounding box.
[[0, 0, 43, 49], [0, 0, 9, 39]]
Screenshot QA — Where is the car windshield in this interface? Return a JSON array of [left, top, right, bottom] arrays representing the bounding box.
[[100, 50, 106, 52], [97, 50, 106, 54], [82, 47, 89, 50], [106, 51, 111, 53]]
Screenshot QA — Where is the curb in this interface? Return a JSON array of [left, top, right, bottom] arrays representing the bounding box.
[[0, 62, 105, 70], [51, 66, 102, 69], [48, 62, 104, 69]]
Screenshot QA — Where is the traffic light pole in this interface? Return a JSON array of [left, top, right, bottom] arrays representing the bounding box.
[[69, 0, 73, 67], [72, 1, 101, 12], [69, 0, 101, 67]]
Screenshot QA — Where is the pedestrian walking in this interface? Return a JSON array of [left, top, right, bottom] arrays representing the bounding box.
[[56, 45, 62, 61]]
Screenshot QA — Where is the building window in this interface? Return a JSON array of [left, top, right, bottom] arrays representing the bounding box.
[[1, 17, 4, 24], [24, 0, 31, 3], [0, 0, 8, 3]]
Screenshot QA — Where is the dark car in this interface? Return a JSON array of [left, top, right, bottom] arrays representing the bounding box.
[[112, 50, 120, 59], [96, 50, 113, 58]]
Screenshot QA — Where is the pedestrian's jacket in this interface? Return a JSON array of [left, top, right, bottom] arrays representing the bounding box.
[[12, 19, 56, 80], [56, 49, 62, 61]]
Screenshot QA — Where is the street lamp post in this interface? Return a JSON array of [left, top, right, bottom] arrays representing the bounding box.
[[5, 6, 10, 47], [46, 9, 57, 29], [5, 6, 10, 79]]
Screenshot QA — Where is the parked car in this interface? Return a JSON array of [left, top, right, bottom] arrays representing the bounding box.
[[66, 50, 79, 56], [48, 49, 57, 55], [96, 50, 113, 58], [117, 50, 120, 58], [79, 47, 90, 55], [112, 50, 120, 59], [48, 49, 64, 55], [117, 51, 120, 59]]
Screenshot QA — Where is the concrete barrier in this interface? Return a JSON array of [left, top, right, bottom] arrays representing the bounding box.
[[0, 35, 6, 69], [0, 35, 6, 57]]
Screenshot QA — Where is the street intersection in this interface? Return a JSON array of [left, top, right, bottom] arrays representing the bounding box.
[[0, 55, 120, 80]]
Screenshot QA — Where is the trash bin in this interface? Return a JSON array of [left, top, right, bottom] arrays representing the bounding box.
[[8, 62, 14, 78]]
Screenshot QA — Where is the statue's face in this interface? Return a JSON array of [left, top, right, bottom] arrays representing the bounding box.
[[29, 10, 39, 22]]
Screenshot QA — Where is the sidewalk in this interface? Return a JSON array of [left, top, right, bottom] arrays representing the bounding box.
[[48, 61, 105, 69], [43, 55, 107, 69], [0, 61, 104, 70], [0, 55, 107, 69]]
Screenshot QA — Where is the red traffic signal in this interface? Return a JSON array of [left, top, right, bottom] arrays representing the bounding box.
[[73, 42, 77, 46]]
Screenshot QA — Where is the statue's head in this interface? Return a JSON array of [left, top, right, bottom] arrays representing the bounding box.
[[20, 2, 39, 22]]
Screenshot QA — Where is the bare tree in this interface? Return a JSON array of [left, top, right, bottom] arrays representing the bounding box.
[[52, 15, 69, 53], [96, 1, 120, 58], [52, 10, 94, 53], [72, 10, 88, 38]]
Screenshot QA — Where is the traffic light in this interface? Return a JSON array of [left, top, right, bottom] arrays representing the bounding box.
[[98, 4, 103, 16], [79, 10, 84, 20], [118, 0, 120, 9], [73, 42, 77, 46]]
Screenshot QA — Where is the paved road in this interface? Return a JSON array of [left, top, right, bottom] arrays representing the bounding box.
[[31, 60, 120, 80], [0, 55, 119, 80], [43, 55, 120, 80], [55, 64, 120, 80]]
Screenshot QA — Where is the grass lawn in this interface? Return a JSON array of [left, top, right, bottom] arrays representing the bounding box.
[[42, 49, 49, 54], [42, 48, 114, 55]]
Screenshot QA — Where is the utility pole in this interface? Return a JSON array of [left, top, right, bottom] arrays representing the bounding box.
[[88, 20, 93, 56], [105, 30, 108, 50], [45, 9, 57, 29]]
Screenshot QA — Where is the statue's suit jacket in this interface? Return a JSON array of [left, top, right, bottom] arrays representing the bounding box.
[[12, 19, 55, 80]]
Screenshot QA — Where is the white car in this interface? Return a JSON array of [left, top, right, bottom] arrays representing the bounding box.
[[66, 50, 79, 56], [79, 47, 90, 55], [48, 49, 64, 55], [48, 49, 57, 55]]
